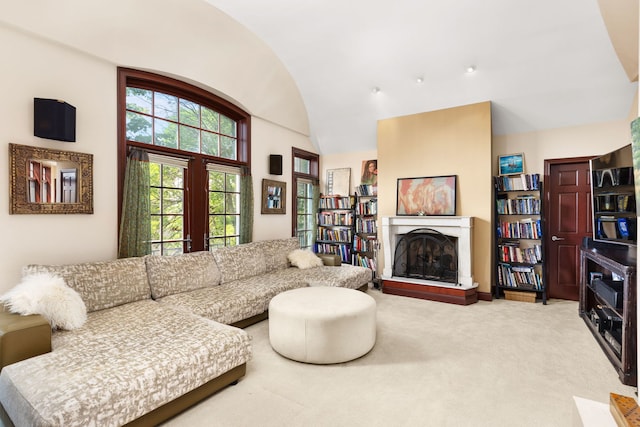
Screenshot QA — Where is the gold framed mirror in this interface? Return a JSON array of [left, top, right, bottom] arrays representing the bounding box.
[[9, 143, 93, 214]]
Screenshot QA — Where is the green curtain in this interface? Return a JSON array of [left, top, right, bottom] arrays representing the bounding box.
[[311, 182, 320, 247], [118, 149, 151, 258], [239, 166, 254, 244]]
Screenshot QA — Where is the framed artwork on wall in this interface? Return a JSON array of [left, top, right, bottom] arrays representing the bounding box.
[[261, 179, 286, 214], [396, 175, 457, 216], [326, 168, 351, 196], [498, 153, 525, 176], [9, 143, 94, 214]]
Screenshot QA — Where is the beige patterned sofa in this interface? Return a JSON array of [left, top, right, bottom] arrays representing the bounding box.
[[0, 237, 372, 426]]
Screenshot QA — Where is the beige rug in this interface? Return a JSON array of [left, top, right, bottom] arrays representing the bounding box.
[[163, 289, 636, 427]]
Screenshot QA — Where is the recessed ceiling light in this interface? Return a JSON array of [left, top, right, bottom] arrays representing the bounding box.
[[372, 87, 381, 94], [466, 65, 476, 74], [416, 77, 424, 84]]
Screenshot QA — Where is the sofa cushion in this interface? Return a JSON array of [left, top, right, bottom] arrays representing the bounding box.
[[24, 257, 150, 313], [270, 265, 373, 289], [211, 244, 267, 284], [0, 300, 252, 427], [145, 251, 221, 299], [250, 237, 300, 272], [156, 274, 306, 325]]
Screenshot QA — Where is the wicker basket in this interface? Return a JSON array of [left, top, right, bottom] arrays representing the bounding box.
[[504, 290, 537, 303]]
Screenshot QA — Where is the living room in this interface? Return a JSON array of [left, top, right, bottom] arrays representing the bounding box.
[[0, 1, 639, 425]]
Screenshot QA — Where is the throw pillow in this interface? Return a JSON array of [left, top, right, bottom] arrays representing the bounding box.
[[288, 249, 323, 269], [0, 273, 87, 330]]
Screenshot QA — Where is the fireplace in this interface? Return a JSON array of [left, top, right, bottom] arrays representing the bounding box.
[[393, 228, 458, 284], [381, 216, 477, 305]]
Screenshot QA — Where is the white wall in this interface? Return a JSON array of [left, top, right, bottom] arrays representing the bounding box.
[[320, 150, 378, 195], [0, 11, 314, 292]]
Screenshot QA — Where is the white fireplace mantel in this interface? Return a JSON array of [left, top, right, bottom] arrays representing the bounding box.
[[381, 216, 475, 289]]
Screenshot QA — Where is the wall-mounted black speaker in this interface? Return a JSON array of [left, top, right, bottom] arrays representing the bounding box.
[[34, 98, 76, 142], [269, 154, 283, 175]]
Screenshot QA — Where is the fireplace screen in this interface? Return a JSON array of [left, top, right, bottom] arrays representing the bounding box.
[[392, 228, 458, 284]]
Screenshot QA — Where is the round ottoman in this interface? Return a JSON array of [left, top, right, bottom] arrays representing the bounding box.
[[268, 286, 377, 364]]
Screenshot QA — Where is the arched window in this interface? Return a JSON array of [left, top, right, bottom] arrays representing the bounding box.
[[118, 68, 251, 255]]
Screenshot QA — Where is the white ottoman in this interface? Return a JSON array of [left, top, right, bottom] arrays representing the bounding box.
[[268, 286, 377, 364]]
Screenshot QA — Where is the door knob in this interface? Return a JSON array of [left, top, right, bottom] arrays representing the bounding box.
[[551, 235, 565, 241]]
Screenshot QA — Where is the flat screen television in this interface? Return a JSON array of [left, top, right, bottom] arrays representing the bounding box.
[[590, 144, 636, 246]]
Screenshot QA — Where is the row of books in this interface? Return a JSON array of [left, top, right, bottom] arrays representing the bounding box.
[[355, 200, 377, 216], [317, 226, 352, 242], [355, 218, 377, 233], [353, 235, 378, 252], [497, 219, 542, 239], [495, 173, 541, 191], [496, 196, 541, 215], [317, 212, 354, 226], [319, 196, 354, 209], [353, 253, 376, 270], [497, 263, 543, 290], [314, 243, 351, 263], [498, 243, 542, 264], [355, 185, 377, 196]]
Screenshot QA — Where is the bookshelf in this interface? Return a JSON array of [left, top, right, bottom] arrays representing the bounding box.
[[494, 174, 547, 304], [353, 184, 379, 288], [314, 195, 355, 263]]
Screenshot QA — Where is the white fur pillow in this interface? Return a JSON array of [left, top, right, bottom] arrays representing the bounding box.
[[288, 249, 324, 269], [0, 273, 87, 330]]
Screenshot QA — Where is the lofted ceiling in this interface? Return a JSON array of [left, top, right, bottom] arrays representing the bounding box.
[[206, 0, 637, 155]]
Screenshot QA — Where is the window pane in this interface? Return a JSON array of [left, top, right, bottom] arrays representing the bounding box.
[[225, 236, 238, 246], [225, 173, 239, 192], [162, 189, 183, 214], [209, 215, 224, 236], [202, 107, 219, 132], [209, 237, 225, 249], [162, 165, 183, 188], [126, 88, 152, 114], [154, 118, 178, 148], [220, 114, 236, 137], [294, 158, 310, 174], [220, 136, 237, 160], [209, 192, 224, 214], [179, 99, 199, 127], [154, 92, 178, 120], [225, 215, 238, 235], [151, 243, 162, 256], [180, 125, 200, 153], [149, 163, 161, 186], [163, 241, 183, 256], [209, 171, 224, 191], [202, 131, 219, 156], [162, 215, 183, 240], [305, 214, 314, 229], [126, 112, 152, 143], [225, 193, 239, 214], [150, 216, 161, 240], [297, 215, 305, 230], [150, 187, 160, 214]]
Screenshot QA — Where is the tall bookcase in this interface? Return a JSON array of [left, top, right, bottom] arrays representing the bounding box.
[[494, 174, 547, 304], [315, 195, 355, 263], [353, 185, 379, 287]]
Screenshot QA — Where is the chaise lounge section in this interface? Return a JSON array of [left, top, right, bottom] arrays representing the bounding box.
[[0, 237, 372, 426]]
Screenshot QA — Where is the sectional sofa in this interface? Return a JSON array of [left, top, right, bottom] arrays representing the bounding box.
[[0, 237, 372, 426]]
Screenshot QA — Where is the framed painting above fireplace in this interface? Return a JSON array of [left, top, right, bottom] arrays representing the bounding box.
[[396, 175, 457, 216]]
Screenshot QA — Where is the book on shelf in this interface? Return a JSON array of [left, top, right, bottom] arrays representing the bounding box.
[[495, 173, 541, 191], [355, 184, 377, 196], [617, 218, 629, 238]]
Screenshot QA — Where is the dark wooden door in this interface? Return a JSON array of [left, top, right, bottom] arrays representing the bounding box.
[[544, 158, 593, 300]]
